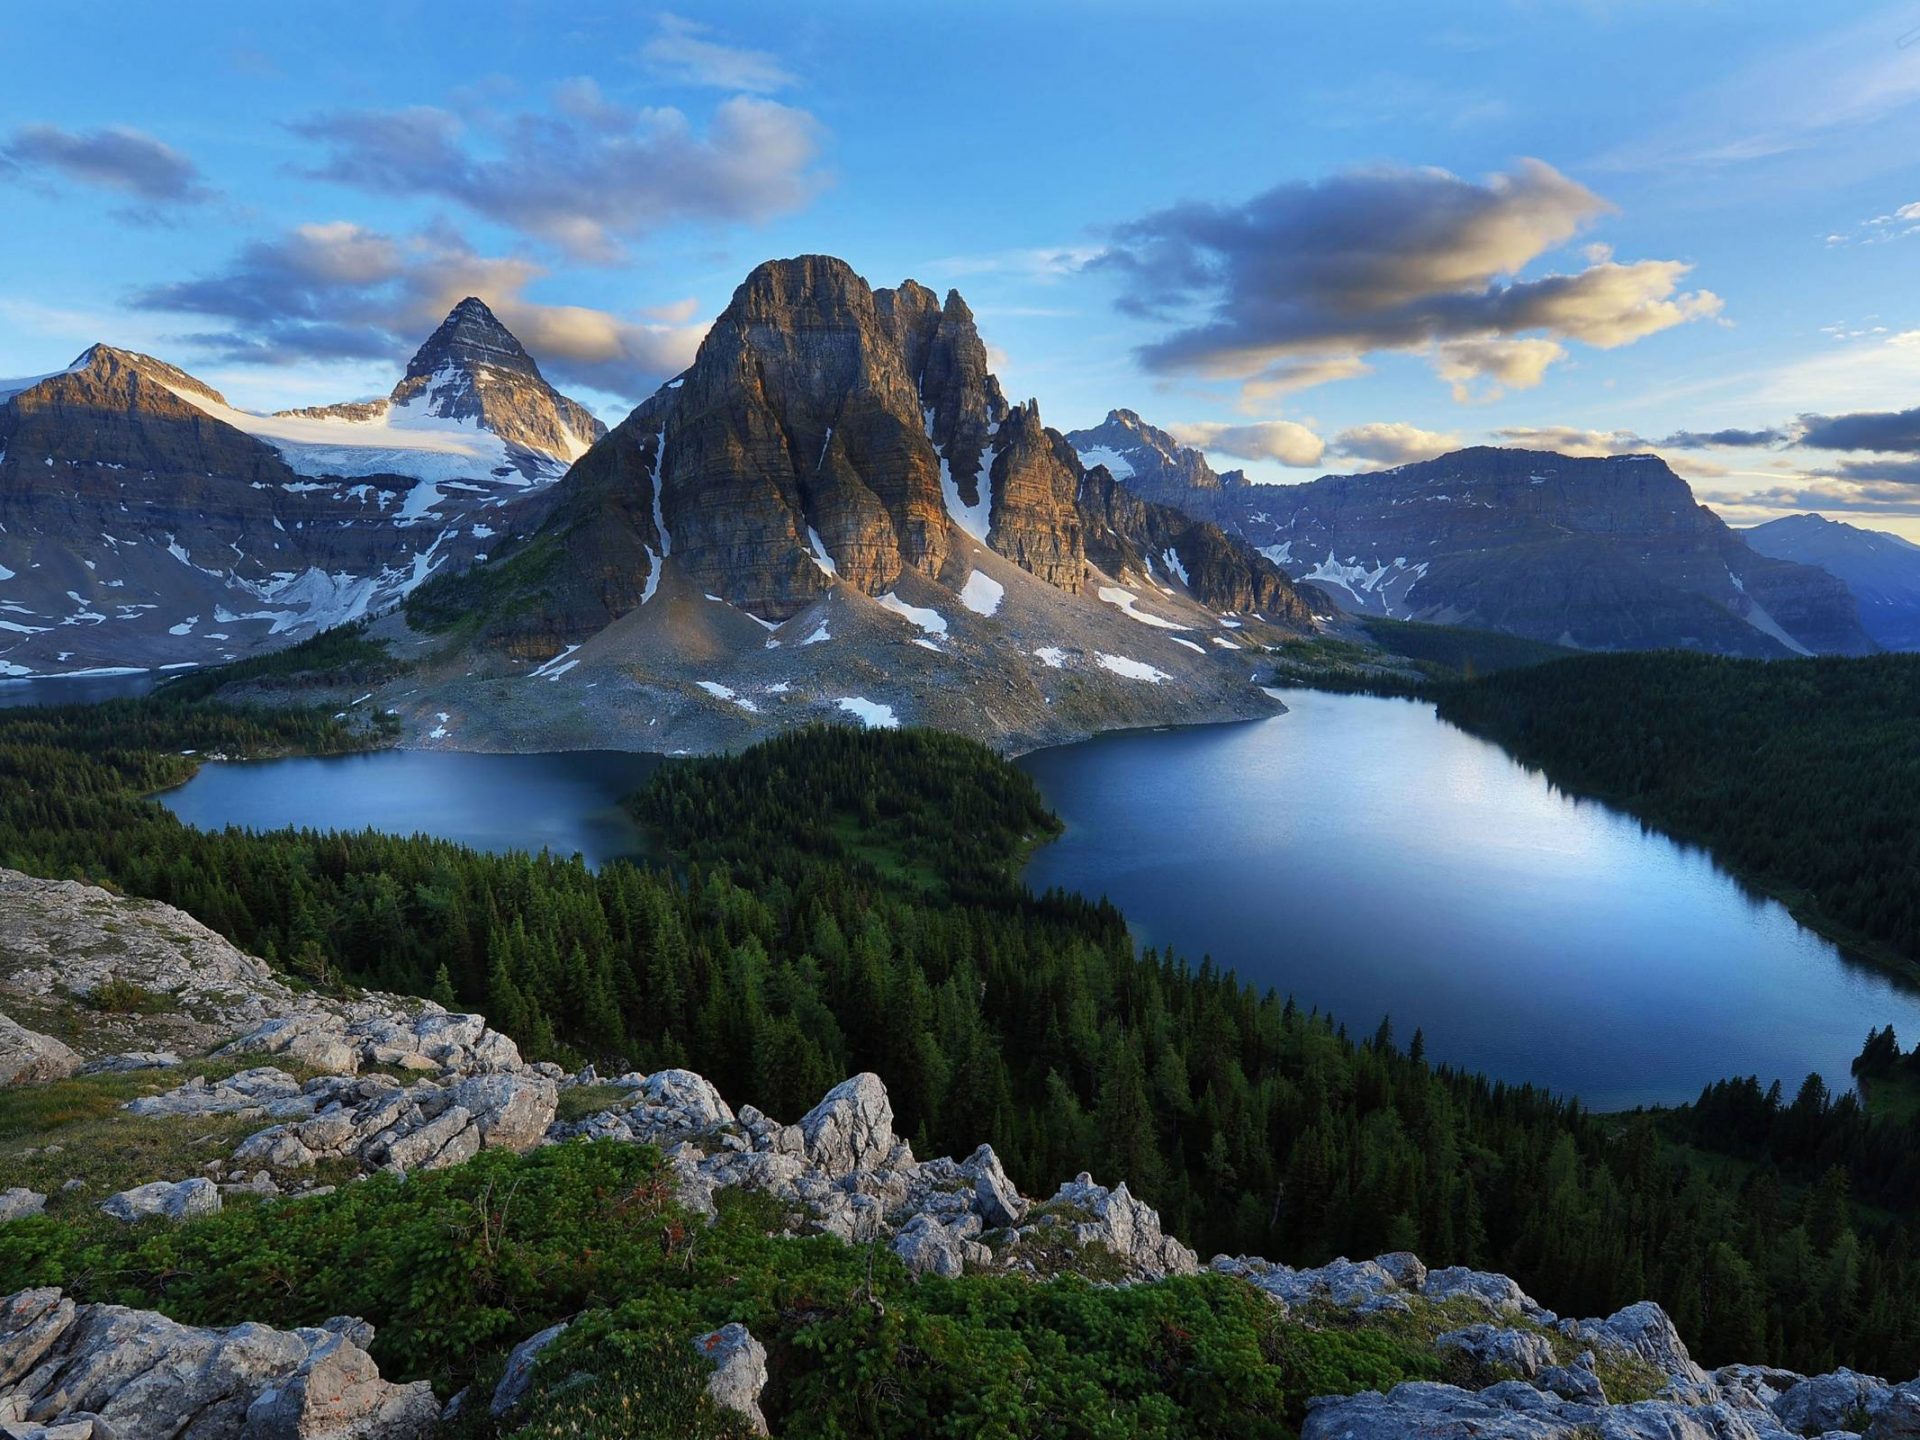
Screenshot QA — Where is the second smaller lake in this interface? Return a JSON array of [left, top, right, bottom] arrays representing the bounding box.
[[159, 749, 663, 869]]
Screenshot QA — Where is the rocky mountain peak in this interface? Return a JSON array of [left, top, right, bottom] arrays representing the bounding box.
[[386, 299, 605, 465], [400, 296, 542, 386], [1066, 407, 1227, 507], [65, 343, 231, 409]]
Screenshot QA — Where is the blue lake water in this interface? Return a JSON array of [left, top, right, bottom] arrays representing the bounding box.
[[145, 689, 1920, 1109], [159, 749, 663, 870], [1016, 690, 1920, 1110]]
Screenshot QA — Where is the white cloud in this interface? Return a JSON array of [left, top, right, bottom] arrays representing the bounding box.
[[641, 14, 796, 93], [1330, 422, 1465, 466], [1094, 159, 1719, 402], [293, 82, 825, 262], [1167, 419, 1327, 467]]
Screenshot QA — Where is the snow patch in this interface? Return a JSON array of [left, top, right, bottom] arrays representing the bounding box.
[[1097, 585, 1189, 630], [836, 697, 899, 729], [1096, 653, 1171, 683], [877, 592, 949, 635], [958, 568, 1004, 617], [1033, 646, 1068, 669], [531, 645, 581, 679], [1075, 445, 1136, 480], [807, 526, 838, 577]]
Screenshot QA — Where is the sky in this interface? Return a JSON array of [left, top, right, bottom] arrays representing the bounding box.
[[3, 2, 1919, 534]]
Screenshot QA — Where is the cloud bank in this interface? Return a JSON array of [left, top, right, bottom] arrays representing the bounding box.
[[135, 221, 706, 398], [292, 80, 825, 262], [1093, 160, 1720, 400], [1, 124, 215, 217]]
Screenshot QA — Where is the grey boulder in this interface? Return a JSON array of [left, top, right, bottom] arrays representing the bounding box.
[[0, 1015, 79, 1088], [98, 1178, 221, 1224], [0, 1190, 47, 1224], [490, 1320, 570, 1417], [693, 1323, 768, 1436]]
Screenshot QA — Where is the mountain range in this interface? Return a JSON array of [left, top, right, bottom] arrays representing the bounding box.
[[0, 299, 599, 677], [1743, 512, 1920, 651], [1067, 412, 1876, 658], [0, 253, 1905, 748]]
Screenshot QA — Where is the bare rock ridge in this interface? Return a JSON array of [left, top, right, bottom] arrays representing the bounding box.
[[1068, 416, 1876, 657], [3, 870, 1920, 1438]]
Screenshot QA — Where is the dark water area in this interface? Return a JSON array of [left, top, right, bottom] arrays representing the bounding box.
[[160, 748, 664, 870]]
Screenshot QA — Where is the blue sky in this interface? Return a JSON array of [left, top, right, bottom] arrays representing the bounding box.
[[4, 2, 1920, 532]]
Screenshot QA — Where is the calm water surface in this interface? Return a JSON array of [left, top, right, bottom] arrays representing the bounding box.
[[1018, 690, 1920, 1110], [149, 690, 1920, 1109], [160, 749, 662, 870]]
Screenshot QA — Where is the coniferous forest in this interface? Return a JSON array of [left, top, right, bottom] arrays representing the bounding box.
[[1435, 651, 1920, 969], [3, 680, 1920, 1376]]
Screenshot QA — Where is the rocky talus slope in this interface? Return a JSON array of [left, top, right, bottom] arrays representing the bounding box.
[[6, 870, 1919, 1438]]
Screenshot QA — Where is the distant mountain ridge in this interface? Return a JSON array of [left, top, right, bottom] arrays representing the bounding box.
[[1066, 408, 1249, 512], [0, 301, 600, 677], [1743, 512, 1920, 651], [1070, 422, 1873, 658]]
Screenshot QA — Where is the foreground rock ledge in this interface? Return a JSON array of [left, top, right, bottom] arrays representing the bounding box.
[[7, 874, 1920, 1438], [0, 1289, 435, 1440]]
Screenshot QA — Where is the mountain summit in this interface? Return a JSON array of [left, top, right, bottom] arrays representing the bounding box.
[[281, 297, 606, 475]]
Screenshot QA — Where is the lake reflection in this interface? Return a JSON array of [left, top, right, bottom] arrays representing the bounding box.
[[1018, 690, 1920, 1110]]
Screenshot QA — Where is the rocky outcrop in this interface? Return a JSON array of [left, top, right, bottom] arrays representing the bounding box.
[[693, 1324, 768, 1436], [0, 869, 302, 1062], [230, 1069, 556, 1175], [0, 1289, 435, 1440], [99, 1178, 222, 1223], [0, 1015, 79, 1088], [987, 403, 1086, 593], [1302, 1381, 1772, 1440], [219, 1008, 526, 1079]]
